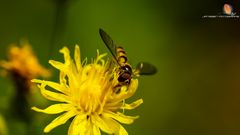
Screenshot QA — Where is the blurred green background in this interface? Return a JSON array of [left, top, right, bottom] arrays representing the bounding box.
[[0, 0, 240, 135]]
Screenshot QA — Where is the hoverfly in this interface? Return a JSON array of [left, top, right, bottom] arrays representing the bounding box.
[[99, 28, 157, 91]]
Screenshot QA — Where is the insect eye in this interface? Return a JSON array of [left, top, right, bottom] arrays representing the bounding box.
[[121, 65, 132, 73]]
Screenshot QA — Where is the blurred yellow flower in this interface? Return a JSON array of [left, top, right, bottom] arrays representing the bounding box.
[[32, 45, 143, 135], [0, 41, 50, 80], [0, 114, 8, 135]]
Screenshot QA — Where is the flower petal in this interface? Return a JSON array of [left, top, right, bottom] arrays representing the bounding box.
[[49, 60, 66, 71], [105, 99, 143, 111], [60, 47, 71, 65], [85, 119, 97, 135], [104, 102, 122, 111], [74, 45, 82, 73], [92, 114, 120, 134], [102, 117, 120, 135], [119, 125, 128, 135], [78, 117, 88, 135], [59, 71, 68, 86], [103, 111, 139, 124], [31, 103, 72, 114], [44, 110, 76, 133], [92, 114, 111, 134], [37, 84, 69, 102], [121, 99, 143, 110], [32, 79, 69, 94], [68, 114, 86, 135], [92, 124, 101, 135]]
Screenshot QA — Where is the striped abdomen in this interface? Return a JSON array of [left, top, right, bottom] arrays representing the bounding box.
[[116, 47, 128, 65]]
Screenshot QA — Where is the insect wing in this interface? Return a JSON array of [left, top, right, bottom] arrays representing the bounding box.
[[135, 62, 157, 75], [99, 28, 118, 58]]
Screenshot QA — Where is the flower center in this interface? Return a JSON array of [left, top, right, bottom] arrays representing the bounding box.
[[78, 64, 111, 114]]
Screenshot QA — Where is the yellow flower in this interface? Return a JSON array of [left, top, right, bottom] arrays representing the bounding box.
[[0, 41, 50, 80], [32, 45, 143, 135]]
